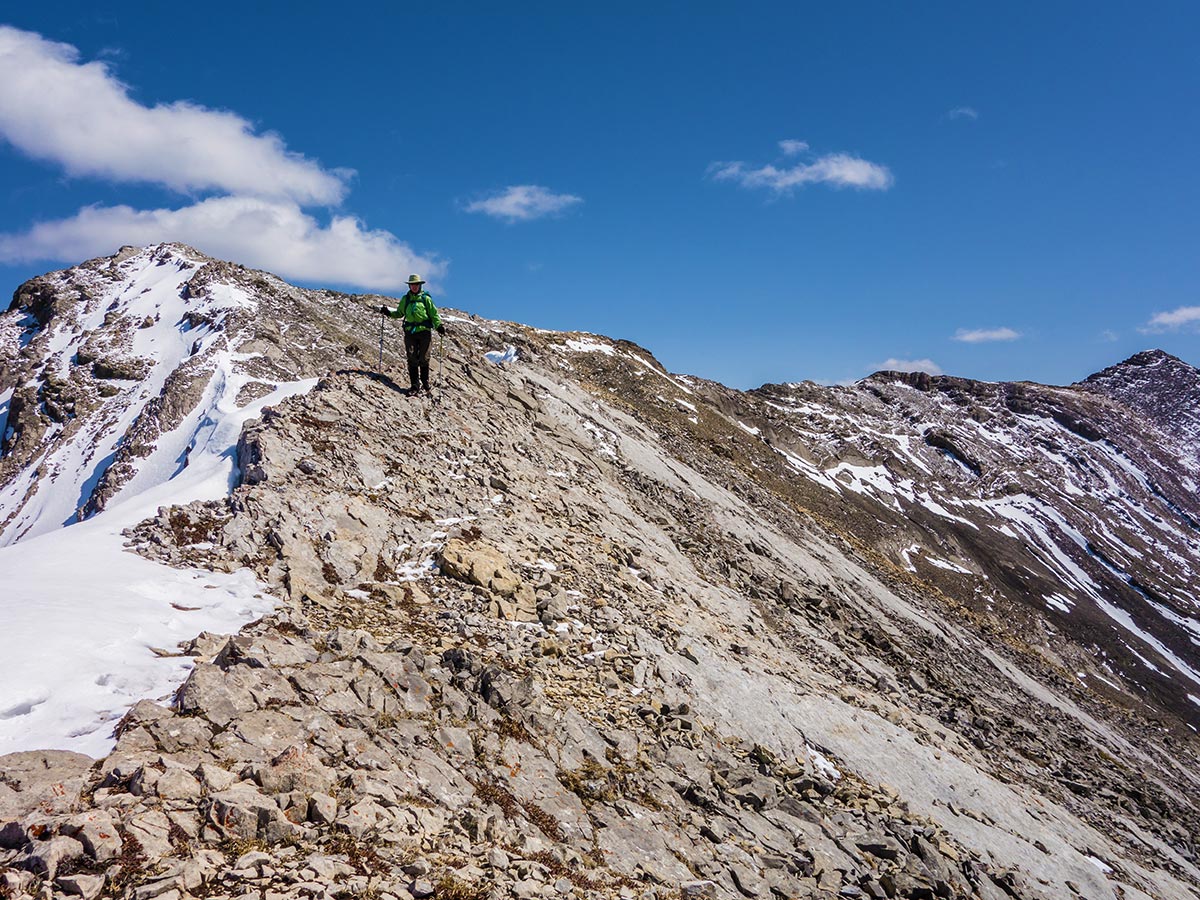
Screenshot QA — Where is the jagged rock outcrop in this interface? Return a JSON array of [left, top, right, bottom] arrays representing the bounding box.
[[2, 246, 1199, 900]]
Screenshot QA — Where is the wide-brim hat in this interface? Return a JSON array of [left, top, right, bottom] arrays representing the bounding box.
[[406, 274, 425, 285]]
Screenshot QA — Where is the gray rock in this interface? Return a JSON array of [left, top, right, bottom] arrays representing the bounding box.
[[308, 792, 338, 825], [197, 763, 238, 793], [728, 863, 764, 897], [0, 750, 93, 822], [854, 832, 905, 862], [156, 767, 202, 801], [55, 872, 105, 900], [208, 783, 294, 842], [131, 877, 180, 900], [16, 834, 86, 879], [438, 539, 523, 597], [147, 715, 214, 753], [730, 776, 778, 811], [234, 850, 272, 871], [127, 809, 175, 860], [176, 663, 258, 726], [337, 799, 387, 837], [253, 746, 335, 795], [63, 809, 121, 862]]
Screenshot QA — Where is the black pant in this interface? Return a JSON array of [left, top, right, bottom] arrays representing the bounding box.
[[404, 329, 433, 390]]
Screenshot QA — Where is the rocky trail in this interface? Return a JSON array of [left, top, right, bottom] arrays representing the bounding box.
[[2, 246, 1199, 900]]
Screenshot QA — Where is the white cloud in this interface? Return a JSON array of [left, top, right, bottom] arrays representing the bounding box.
[[1139, 306, 1200, 334], [709, 144, 893, 194], [1100, 329, 1119, 342], [953, 326, 1021, 343], [0, 197, 442, 291], [948, 106, 979, 120], [878, 358, 944, 375], [0, 26, 444, 292], [0, 25, 348, 204], [465, 185, 583, 222]]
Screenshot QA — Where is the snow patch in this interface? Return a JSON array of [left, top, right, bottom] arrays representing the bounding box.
[[562, 339, 615, 356], [485, 346, 519, 365]]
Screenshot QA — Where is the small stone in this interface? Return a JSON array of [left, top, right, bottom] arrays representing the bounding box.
[[133, 879, 180, 900], [309, 792, 338, 825], [20, 835, 86, 880], [55, 873, 105, 900], [409, 879, 435, 899], [729, 864, 764, 897], [156, 768, 202, 801], [235, 850, 272, 872], [855, 833, 904, 862], [401, 859, 431, 877]]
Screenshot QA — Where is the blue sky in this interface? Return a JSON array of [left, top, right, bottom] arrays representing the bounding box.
[[1, 3, 1198, 389]]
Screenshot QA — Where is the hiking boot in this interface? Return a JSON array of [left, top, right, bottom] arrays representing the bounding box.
[[422, 384, 432, 394]]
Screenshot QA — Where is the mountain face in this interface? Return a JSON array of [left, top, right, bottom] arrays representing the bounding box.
[[1079, 349, 1200, 453], [1, 245, 1199, 900]]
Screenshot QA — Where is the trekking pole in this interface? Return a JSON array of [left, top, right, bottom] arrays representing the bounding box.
[[438, 333, 444, 383], [377, 310, 385, 372]]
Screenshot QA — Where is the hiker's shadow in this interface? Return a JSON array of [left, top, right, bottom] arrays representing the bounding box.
[[337, 369, 408, 394]]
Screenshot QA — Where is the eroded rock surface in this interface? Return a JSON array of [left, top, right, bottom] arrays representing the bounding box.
[[2, 247, 1199, 900]]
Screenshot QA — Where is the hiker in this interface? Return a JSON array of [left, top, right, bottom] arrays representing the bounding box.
[[379, 275, 446, 395]]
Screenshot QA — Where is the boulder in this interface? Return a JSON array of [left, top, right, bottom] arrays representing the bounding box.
[[438, 539, 523, 597], [0, 750, 94, 822], [207, 783, 294, 842]]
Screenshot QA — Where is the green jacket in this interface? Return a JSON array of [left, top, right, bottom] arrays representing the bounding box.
[[386, 290, 441, 333]]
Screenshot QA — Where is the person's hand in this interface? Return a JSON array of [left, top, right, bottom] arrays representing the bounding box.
[[437, 325, 447, 335], [378, 305, 388, 315]]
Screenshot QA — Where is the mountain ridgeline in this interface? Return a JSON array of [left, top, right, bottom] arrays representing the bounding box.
[[1, 245, 1198, 900]]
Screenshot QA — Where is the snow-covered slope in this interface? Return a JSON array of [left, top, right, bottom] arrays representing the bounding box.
[[0, 245, 327, 544], [0, 245, 326, 752]]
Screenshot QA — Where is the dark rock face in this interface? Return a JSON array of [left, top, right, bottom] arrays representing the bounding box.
[[2, 246, 1200, 900], [1080, 349, 1200, 452]]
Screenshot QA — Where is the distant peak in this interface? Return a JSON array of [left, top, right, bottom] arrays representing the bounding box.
[[1117, 348, 1183, 368], [1082, 349, 1194, 385]]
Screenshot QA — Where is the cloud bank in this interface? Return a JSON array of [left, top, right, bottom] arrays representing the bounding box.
[[710, 141, 893, 194], [953, 327, 1020, 343], [0, 197, 442, 291], [0, 26, 348, 204], [947, 106, 979, 121], [0, 26, 431, 291], [878, 358, 944, 375], [1140, 306, 1200, 334], [465, 185, 583, 222]]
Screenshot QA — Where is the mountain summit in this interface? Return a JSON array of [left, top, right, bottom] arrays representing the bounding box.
[[1079, 349, 1200, 452], [1, 246, 1198, 900]]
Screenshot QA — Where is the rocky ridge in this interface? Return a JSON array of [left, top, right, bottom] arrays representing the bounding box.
[[2, 246, 1199, 900]]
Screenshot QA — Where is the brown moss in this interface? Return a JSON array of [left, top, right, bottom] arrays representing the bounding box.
[[104, 831, 149, 897], [560, 758, 617, 803], [518, 800, 565, 843], [321, 833, 386, 875], [321, 560, 343, 585], [433, 874, 490, 900]]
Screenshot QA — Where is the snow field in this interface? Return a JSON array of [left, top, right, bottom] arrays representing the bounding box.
[[0, 250, 318, 756]]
